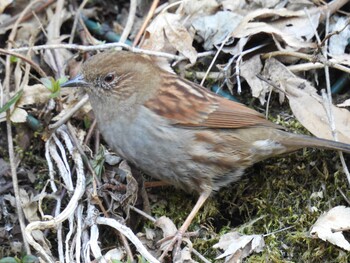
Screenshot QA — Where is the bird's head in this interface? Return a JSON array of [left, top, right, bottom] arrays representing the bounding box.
[[61, 51, 162, 102]]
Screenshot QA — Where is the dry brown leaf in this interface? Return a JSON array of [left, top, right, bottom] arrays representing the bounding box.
[[142, 13, 174, 53], [163, 15, 197, 63], [174, 246, 198, 263], [20, 188, 40, 222], [155, 215, 194, 260], [240, 55, 270, 104], [15, 21, 40, 45], [329, 16, 350, 56], [0, 158, 10, 176], [213, 231, 265, 262], [182, 0, 219, 17], [0, 0, 12, 14], [337, 99, 350, 108], [192, 11, 243, 50], [44, 5, 72, 77], [232, 8, 320, 49], [52, 86, 91, 122], [155, 216, 177, 239], [145, 227, 156, 240], [17, 84, 52, 107], [263, 58, 350, 143], [104, 248, 125, 261], [221, 0, 251, 13], [10, 107, 27, 123], [142, 13, 197, 63], [155, 216, 178, 252], [310, 206, 350, 251]]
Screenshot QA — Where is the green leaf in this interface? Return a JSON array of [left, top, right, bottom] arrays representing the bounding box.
[[40, 77, 62, 98], [40, 77, 53, 90], [84, 115, 91, 129], [0, 257, 18, 263], [49, 91, 60, 99], [0, 89, 24, 114], [10, 56, 19, 63], [22, 255, 38, 263], [57, 76, 68, 85]]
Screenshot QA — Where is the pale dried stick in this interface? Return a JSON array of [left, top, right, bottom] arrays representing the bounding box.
[[119, 0, 137, 43], [52, 134, 74, 190], [262, 51, 350, 74], [45, 140, 58, 192], [69, 0, 89, 44], [133, 0, 159, 46], [75, 204, 84, 263], [49, 93, 89, 130], [10, 42, 216, 62], [66, 214, 75, 262], [96, 217, 160, 263], [320, 13, 350, 185], [200, 34, 232, 86]]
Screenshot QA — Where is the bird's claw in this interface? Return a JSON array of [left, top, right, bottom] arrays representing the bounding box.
[[158, 230, 197, 262]]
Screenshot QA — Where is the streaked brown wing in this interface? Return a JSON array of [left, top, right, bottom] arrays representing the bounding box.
[[144, 73, 281, 129]]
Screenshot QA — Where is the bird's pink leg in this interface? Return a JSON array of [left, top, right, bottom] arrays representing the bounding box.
[[158, 189, 212, 261]]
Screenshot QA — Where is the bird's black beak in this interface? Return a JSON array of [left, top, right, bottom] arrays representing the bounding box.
[[61, 74, 89, 88]]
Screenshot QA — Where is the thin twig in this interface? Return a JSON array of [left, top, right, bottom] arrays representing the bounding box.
[[69, 0, 89, 44], [49, 94, 89, 130], [321, 12, 350, 185], [192, 249, 212, 263], [262, 51, 350, 74], [0, 48, 46, 77], [234, 42, 267, 93], [83, 119, 97, 146], [133, 0, 160, 46], [263, 226, 295, 237], [10, 43, 216, 64], [265, 87, 273, 119], [96, 217, 159, 263], [200, 33, 231, 86], [10, 42, 179, 60], [119, 0, 137, 44], [130, 205, 156, 223], [262, 50, 315, 61]]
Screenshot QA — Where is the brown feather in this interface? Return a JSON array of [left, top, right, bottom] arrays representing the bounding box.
[[145, 72, 281, 129]]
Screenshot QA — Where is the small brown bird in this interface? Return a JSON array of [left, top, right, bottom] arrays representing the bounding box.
[[62, 51, 350, 258]]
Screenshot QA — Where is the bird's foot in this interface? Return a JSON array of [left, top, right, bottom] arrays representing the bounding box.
[[157, 230, 198, 262]]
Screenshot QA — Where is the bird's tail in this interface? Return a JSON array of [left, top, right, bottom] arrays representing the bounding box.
[[281, 132, 350, 154]]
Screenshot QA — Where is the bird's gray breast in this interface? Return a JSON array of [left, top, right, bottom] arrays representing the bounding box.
[[94, 104, 205, 190]]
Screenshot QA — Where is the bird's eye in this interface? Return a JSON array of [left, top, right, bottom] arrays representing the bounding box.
[[104, 73, 115, 83]]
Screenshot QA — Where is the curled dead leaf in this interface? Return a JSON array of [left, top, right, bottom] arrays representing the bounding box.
[[310, 206, 350, 251], [213, 231, 265, 262]]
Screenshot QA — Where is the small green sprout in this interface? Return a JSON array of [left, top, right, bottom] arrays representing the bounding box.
[[10, 55, 19, 63], [40, 76, 68, 98]]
